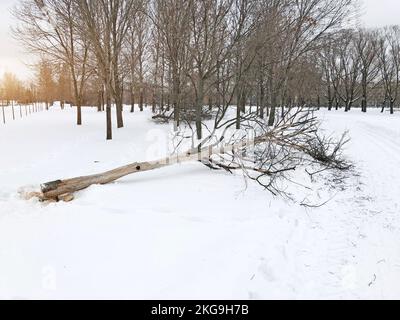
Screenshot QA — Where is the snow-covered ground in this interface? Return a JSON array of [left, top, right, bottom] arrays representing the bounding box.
[[0, 106, 399, 300]]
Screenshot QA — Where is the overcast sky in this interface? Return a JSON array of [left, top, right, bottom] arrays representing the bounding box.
[[0, 0, 399, 80]]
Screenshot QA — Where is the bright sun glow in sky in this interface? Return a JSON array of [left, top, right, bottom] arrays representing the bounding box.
[[0, 0, 399, 81]]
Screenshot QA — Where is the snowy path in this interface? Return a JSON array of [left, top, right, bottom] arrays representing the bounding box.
[[0, 108, 399, 299], [311, 111, 400, 299]]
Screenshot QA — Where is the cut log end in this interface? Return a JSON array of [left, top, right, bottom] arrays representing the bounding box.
[[41, 180, 63, 193], [20, 186, 75, 203]]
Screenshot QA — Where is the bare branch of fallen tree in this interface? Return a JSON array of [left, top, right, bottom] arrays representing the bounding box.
[[304, 131, 352, 171]]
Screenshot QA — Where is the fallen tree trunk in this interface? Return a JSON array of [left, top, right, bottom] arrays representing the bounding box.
[[25, 140, 255, 202], [24, 109, 338, 202]]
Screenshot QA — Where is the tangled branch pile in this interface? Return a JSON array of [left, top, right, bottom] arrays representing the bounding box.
[[205, 108, 352, 196]]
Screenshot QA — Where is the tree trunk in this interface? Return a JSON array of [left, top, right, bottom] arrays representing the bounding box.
[[268, 93, 277, 127], [166, 95, 170, 112], [25, 131, 281, 202], [259, 85, 265, 119], [115, 80, 124, 128], [2, 105, 5, 124], [97, 91, 102, 112], [116, 98, 124, 128], [361, 97, 367, 113], [105, 87, 112, 141], [75, 93, 83, 125], [173, 73, 180, 130], [345, 101, 351, 112], [196, 79, 204, 140], [130, 88, 135, 113], [362, 74, 367, 113], [152, 97, 156, 114], [11, 101, 15, 120], [236, 99, 241, 130], [139, 88, 144, 112], [240, 93, 246, 113], [77, 103, 82, 126]]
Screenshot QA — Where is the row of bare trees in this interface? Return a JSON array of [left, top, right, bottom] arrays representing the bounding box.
[[12, 0, 373, 142], [0, 71, 47, 123], [319, 26, 400, 114], [0, 59, 74, 109]]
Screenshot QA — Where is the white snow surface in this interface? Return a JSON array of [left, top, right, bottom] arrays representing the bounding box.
[[0, 106, 399, 300]]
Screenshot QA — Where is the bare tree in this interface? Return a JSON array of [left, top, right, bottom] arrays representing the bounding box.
[[77, 0, 137, 139], [264, 0, 356, 124], [331, 30, 361, 112], [355, 29, 379, 112], [126, 0, 149, 113], [151, 0, 191, 130], [184, 0, 257, 140], [377, 26, 400, 114]]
